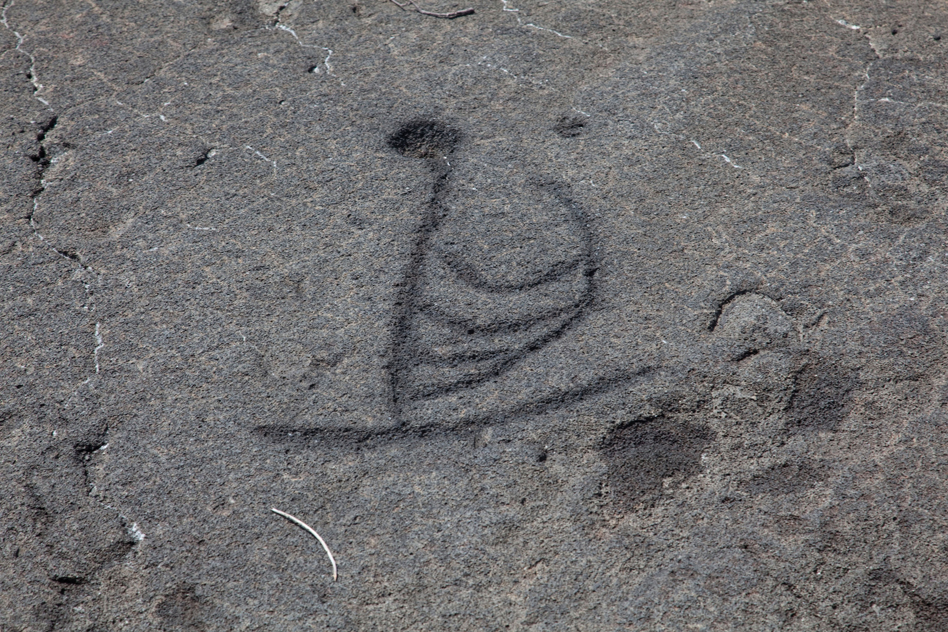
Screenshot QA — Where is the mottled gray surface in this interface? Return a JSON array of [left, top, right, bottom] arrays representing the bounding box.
[[2, 0, 947, 629]]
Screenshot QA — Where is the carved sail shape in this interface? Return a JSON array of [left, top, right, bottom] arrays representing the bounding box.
[[388, 121, 595, 413]]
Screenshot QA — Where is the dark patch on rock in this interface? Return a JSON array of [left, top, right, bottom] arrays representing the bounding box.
[[553, 114, 587, 138], [853, 569, 948, 632], [826, 143, 856, 169], [155, 584, 215, 632], [601, 417, 713, 509], [388, 120, 461, 161], [910, 592, 948, 632], [787, 356, 857, 431]]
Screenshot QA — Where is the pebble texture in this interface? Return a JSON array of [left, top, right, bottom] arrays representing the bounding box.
[[1, 0, 947, 629]]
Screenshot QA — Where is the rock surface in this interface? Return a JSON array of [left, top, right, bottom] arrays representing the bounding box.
[[2, 0, 947, 629]]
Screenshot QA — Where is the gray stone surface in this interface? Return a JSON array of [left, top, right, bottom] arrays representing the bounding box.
[[2, 0, 947, 629]]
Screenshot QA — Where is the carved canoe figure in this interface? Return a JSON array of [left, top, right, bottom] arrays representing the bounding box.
[[388, 120, 596, 415]]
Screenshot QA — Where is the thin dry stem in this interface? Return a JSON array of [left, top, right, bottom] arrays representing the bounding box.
[[271, 508, 338, 581], [387, 0, 474, 19]]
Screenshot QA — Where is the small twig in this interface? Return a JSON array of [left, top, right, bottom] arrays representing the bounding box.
[[387, 0, 474, 19], [271, 508, 338, 581]]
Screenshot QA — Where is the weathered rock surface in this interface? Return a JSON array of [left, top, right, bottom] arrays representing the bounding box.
[[2, 0, 947, 629]]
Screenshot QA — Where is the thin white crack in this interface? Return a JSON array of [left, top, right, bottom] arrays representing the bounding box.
[[29, 184, 103, 278], [93, 322, 104, 373], [4, 2, 136, 554], [29, 194, 45, 238], [501, 0, 572, 39], [719, 154, 743, 169], [80, 441, 148, 546], [245, 145, 277, 173], [269, 23, 340, 83], [853, 60, 875, 123], [460, 55, 551, 91], [1, 0, 51, 108], [62, 377, 93, 409], [652, 121, 745, 171], [29, 174, 106, 401], [474, 57, 518, 79], [84, 485, 148, 546], [114, 99, 172, 124], [875, 96, 948, 110], [848, 58, 877, 187], [320, 49, 333, 75], [835, 18, 861, 31]]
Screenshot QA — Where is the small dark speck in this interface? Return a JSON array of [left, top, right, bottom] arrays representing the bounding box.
[[192, 150, 211, 167], [935, 35, 942, 41], [891, 28, 899, 35], [554, 115, 587, 138]]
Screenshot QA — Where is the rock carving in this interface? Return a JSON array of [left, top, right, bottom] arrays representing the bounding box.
[[387, 120, 597, 417]]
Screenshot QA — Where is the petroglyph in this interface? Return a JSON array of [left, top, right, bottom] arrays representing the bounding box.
[[387, 120, 597, 418]]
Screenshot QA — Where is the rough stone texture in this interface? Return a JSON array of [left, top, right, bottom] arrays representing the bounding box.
[[1, 0, 947, 629]]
